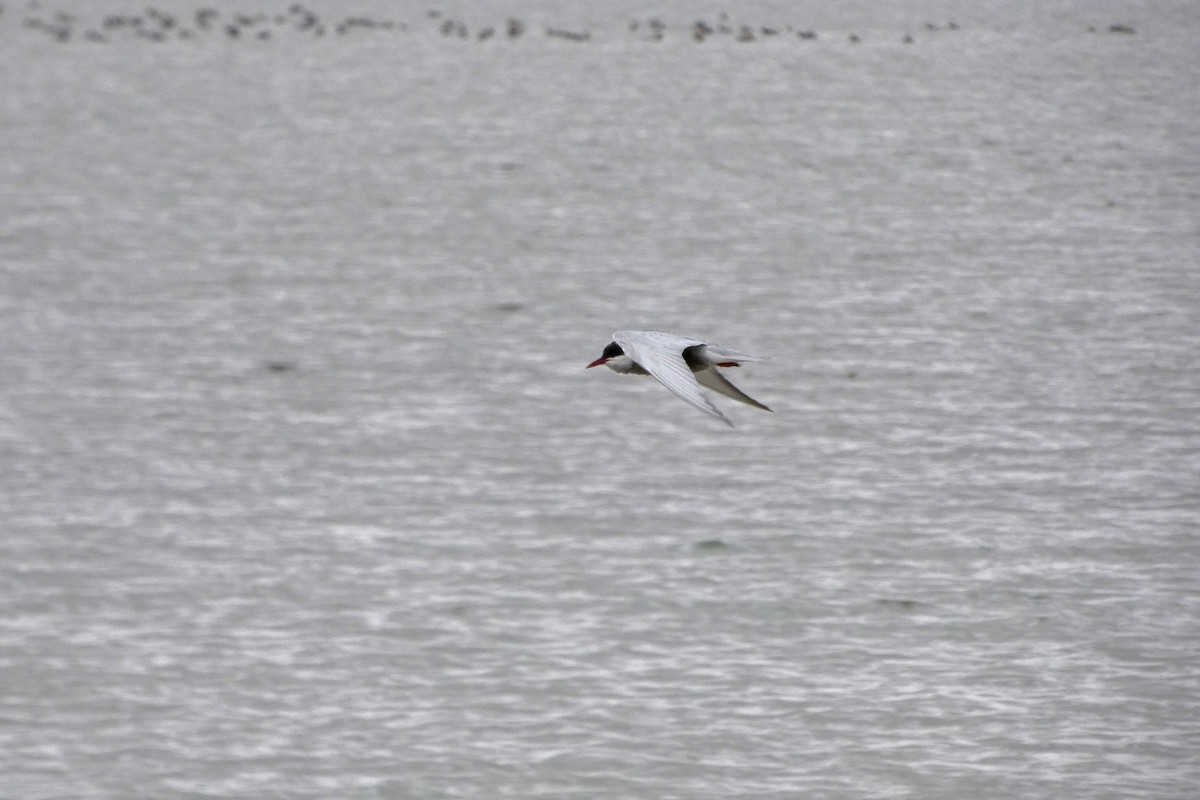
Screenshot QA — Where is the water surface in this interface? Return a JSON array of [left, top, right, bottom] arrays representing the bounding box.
[[2, 2, 1198, 797]]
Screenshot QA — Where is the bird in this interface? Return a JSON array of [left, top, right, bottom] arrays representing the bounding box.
[[586, 330, 772, 427]]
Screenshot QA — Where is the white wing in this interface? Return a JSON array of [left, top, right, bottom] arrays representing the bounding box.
[[613, 331, 732, 426], [698, 344, 770, 364]]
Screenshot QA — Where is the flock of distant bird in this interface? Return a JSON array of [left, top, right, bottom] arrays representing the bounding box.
[[7, 4, 1139, 46]]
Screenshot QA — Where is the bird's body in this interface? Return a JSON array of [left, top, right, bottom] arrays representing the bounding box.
[[586, 330, 772, 426]]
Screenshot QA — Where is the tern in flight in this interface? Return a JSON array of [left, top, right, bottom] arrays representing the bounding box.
[[586, 330, 772, 427]]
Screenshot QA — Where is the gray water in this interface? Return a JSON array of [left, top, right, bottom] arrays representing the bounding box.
[[2, 2, 1199, 798]]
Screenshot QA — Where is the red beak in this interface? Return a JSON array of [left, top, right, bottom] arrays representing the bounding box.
[[585, 357, 607, 369]]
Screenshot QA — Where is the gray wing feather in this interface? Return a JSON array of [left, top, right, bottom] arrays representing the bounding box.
[[694, 368, 773, 412], [613, 331, 733, 426]]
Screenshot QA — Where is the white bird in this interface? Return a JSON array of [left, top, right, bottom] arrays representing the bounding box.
[[586, 330, 772, 426]]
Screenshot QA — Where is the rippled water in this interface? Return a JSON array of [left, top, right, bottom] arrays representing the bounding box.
[[2, 2, 1199, 797]]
